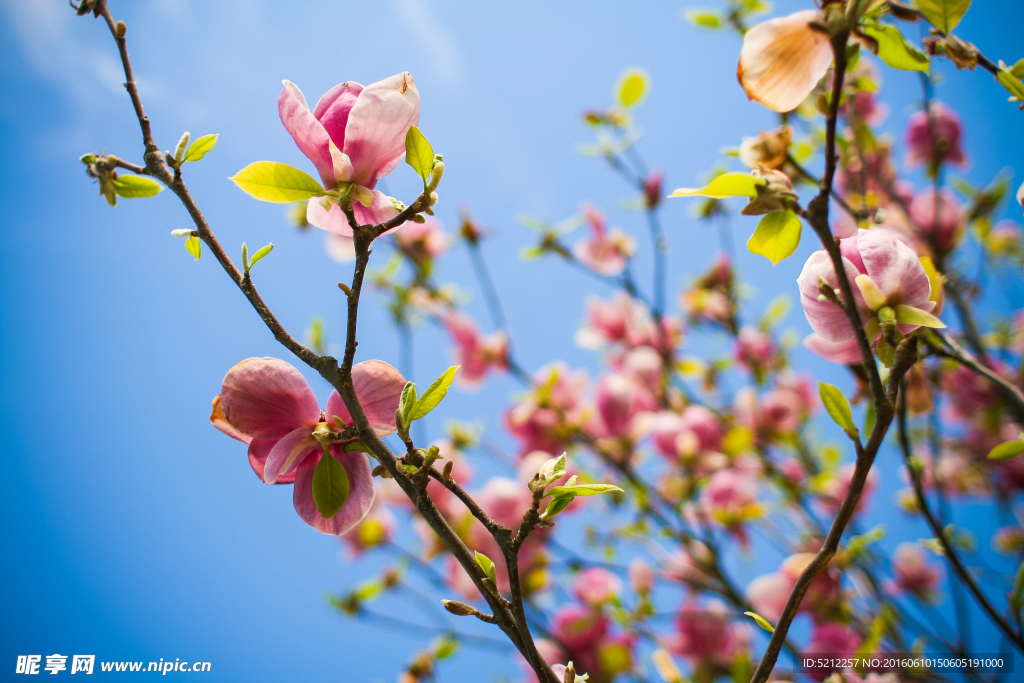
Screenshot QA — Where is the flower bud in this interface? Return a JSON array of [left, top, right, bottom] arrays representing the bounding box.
[[411, 214, 427, 224], [427, 161, 444, 192], [174, 131, 190, 162], [115, 20, 127, 38], [741, 166, 796, 216], [442, 459, 454, 483], [170, 229, 193, 238], [442, 600, 477, 617]]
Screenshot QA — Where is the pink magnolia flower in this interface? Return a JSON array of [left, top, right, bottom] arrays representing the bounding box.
[[746, 571, 793, 624], [803, 333, 863, 365], [576, 293, 647, 348], [737, 10, 832, 113], [395, 217, 448, 264], [669, 600, 750, 668], [340, 503, 396, 555], [278, 73, 420, 235], [701, 469, 760, 543], [573, 567, 623, 606], [210, 357, 405, 534], [590, 372, 657, 440], [817, 463, 876, 515], [628, 558, 655, 594], [617, 345, 664, 396], [552, 604, 609, 653], [884, 542, 941, 600], [573, 205, 636, 276], [643, 170, 663, 209], [505, 363, 588, 456], [748, 552, 840, 624], [663, 541, 714, 587], [735, 325, 776, 375], [909, 188, 964, 253], [942, 363, 1001, 417], [648, 406, 724, 461], [905, 102, 967, 169], [442, 311, 509, 388], [797, 229, 937, 344]]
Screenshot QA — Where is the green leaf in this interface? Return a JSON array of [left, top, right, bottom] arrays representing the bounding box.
[[185, 235, 202, 261], [988, 440, 1024, 461], [894, 304, 946, 329], [997, 70, 1024, 102], [862, 23, 930, 73], [1010, 58, 1024, 80], [616, 68, 649, 108], [864, 401, 876, 438], [410, 366, 459, 421], [312, 450, 350, 520], [670, 172, 764, 199], [536, 453, 567, 488], [548, 483, 623, 498], [398, 381, 417, 432], [744, 611, 775, 633], [542, 495, 574, 521], [819, 382, 856, 435], [747, 210, 802, 265], [112, 175, 163, 198], [916, 0, 971, 33], [685, 9, 724, 30], [249, 243, 274, 268], [229, 161, 325, 203], [432, 636, 459, 661], [404, 125, 435, 187], [475, 551, 497, 582], [184, 134, 218, 162]]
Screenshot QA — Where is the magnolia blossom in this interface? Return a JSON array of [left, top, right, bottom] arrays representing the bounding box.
[[340, 503, 396, 555], [747, 552, 841, 624], [590, 372, 657, 440], [734, 325, 776, 375], [797, 229, 937, 343], [817, 463, 876, 515], [278, 73, 420, 234], [210, 357, 405, 534], [701, 469, 760, 542], [506, 363, 589, 456], [573, 205, 636, 276], [669, 600, 750, 668], [739, 124, 791, 169], [905, 102, 966, 168], [884, 542, 941, 600], [628, 558, 655, 594], [576, 292, 682, 352], [442, 311, 509, 388], [803, 333, 863, 365], [552, 604, 609, 653], [573, 567, 623, 606], [909, 188, 964, 253], [737, 10, 832, 113], [648, 406, 723, 461], [395, 217, 448, 264]]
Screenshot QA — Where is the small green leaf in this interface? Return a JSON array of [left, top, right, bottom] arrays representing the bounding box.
[[398, 381, 418, 432], [312, 450, 350, 519], [616, 68, 649, 108], [342, 441, 372, 453], [229, 161, 325, 203], [112, 175, 163, 198], [432, 636, 459, 661], [475, 551, 497, 582], [249, 243, 274, 269], [670, 172, 764, 199], [819, 382, 856, 435], [536, 453, 567, 489], [542, 495, 574, 521], [404, 125, 435, 187], [864, 401, 876, 437], [410, 366, 459, 421], [184, 133, 219, 162], [744, 611, 775, 633], [185, 235, 202, 261], [1009, 59, 1024, 80], [988, 440, 1024, 461], [747, 210, 802, 265], [894, 304, 946, 329], [685, 9, 724, 30], [997, 70, 1024, 102], [862, 23, 930, 73], [916, 0, 972, 33], [548, 483, 623, 498]]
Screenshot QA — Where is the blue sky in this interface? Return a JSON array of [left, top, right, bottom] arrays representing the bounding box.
[[2, 0, 1024, 681]]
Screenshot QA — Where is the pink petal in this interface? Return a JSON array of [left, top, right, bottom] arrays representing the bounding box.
[[855, 229, 931, 307], [306, 198, 353, 236], [220, 357, 321, 439], [263, 426, 318, 484], [278, 81, 334, 187], [796, 251, 865, 342], [210, 394, 252, 444], [327, 360, 407, 436], [353, 190, 401, 230], [803, 334, 864, 364], [292, 447, 375, 535], [312, 81, 364, 150], [737, 10, 832, 113], [248, 438, 296, 484], [343, 72, 421, 188]]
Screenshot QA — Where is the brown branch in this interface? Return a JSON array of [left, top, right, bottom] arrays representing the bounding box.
[[895, 384, 1024, 654], [925, 332, 1024, 424]]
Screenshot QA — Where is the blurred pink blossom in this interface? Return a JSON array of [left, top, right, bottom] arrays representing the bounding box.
[[905, 102, 967, 169]]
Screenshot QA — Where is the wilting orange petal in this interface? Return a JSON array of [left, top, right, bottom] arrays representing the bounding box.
[[738, 10, 833, 113]]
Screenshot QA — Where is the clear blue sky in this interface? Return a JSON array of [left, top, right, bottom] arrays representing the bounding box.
[[2, 1, 1023, 681]]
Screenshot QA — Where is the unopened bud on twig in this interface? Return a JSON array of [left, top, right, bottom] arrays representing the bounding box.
[[427, 161, 444, 192], [563, 661, 576, 683], [174, 131, 190, 163], [338, 282, 352, 296], [442, 459, 454, 483], [442, 600, 477, 617], [411, 214, 426, 224], [115, 20, 127, 38]]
